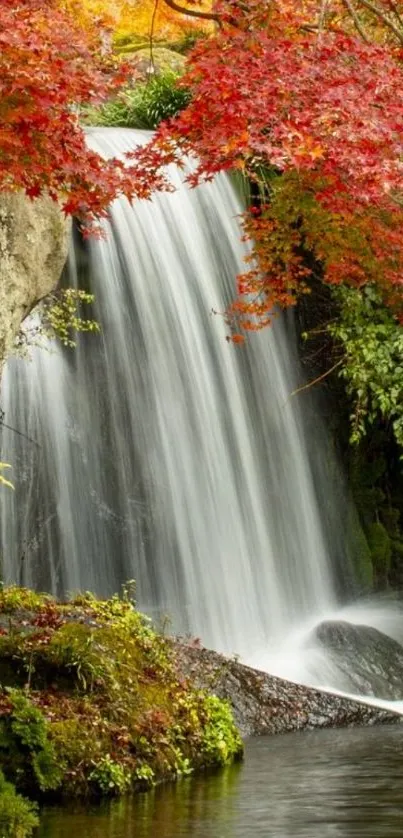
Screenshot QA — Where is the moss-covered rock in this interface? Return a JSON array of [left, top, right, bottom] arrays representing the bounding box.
[[113, 34, 150, 54], [0, 587, 242, 806], [113, 31, 207, 57], [173, 641, 401, 736], [133, 47, 186, 75]]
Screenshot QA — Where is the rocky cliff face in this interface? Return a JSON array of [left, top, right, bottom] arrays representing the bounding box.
[[0, 192, 71, 364]]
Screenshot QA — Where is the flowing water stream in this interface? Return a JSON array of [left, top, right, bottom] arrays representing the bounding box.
[[0, 127, 401, 689]]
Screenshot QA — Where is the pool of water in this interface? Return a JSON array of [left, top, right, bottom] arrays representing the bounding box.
[[39, 725, 403, 838]]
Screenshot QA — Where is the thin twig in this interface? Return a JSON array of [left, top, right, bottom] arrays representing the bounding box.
[[357, 0, 403, 42], [386, 0, 403, 28], [149, 0, 160, 75], [288, 358, 344, 398], [0, 420, 40, 448]]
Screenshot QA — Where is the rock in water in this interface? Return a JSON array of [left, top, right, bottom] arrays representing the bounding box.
[[173, 640, 400, 736], [313, 620, 403, 700]]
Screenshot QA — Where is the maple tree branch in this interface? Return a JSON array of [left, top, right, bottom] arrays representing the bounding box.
[[300, 22, 321, 31], [357, 0, 403, 41], [386, 0, 403, 27], [317, 0, 331, 39], [341, 0, 371, 40], [160, 0, 221, 24]]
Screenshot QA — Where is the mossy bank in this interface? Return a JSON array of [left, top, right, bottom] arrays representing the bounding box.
[[0, 586, 242, 837]]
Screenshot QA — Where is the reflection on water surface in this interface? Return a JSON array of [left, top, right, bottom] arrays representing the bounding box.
[[39, 725, 403, 838]]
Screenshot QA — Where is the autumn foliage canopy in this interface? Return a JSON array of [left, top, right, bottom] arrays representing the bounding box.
[[129, 0, 403, 335], [0, 0, 169, 229], [1, 0, 403, 332]]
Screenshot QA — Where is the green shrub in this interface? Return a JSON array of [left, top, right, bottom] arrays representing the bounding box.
[[45, 622, 107, 691], [9, 690, 49, 751], [199, 695, 243, 766], [329, 285, 403, 448], [0, 689, 62, 794], [84, 71, 191, 130], [89, 755, 131, 796], [0, 771, 38, 838], [133, 763, 155, 786], [0, 586, 50, 614]]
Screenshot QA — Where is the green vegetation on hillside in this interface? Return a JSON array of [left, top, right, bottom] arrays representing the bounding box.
[[329, 286, 403, 448], [0, 585, 242, 837]]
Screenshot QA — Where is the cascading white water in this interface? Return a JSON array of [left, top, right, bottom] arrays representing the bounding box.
[[0, 128, 354, 662]]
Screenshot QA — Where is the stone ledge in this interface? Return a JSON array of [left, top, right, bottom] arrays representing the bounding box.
[[173, 640, 401, 737]]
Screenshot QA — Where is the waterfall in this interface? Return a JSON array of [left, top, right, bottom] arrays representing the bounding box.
[[0, 128, 350, 661]]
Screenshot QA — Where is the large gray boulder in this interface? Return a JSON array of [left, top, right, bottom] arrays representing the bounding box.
[[313, 619, 403, 700], [172, 640, 400, 737], [0, 192, 71, 364]]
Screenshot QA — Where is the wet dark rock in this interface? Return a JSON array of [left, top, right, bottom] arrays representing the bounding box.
[[172, 640, 401, 738], [313, 619, 403, 700]]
